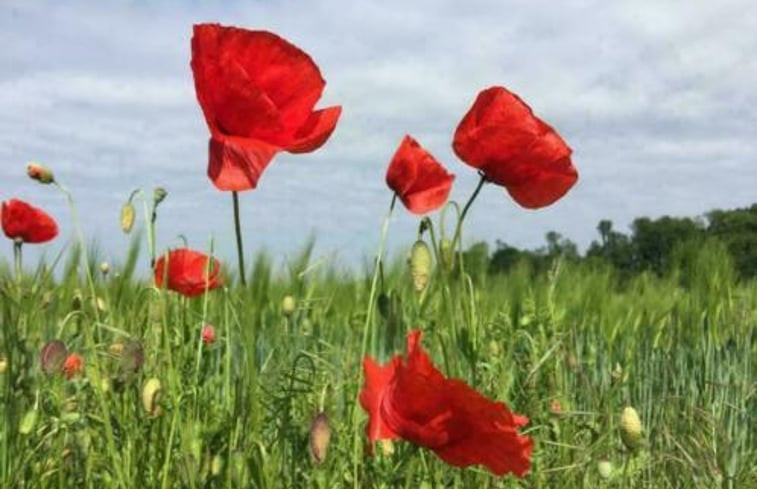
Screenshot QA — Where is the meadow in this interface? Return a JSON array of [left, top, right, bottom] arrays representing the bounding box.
[[0, 232, 754, 488]]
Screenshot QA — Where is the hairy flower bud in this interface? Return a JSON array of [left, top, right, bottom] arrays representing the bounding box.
[[153, 187, 168, 206], [282, 295, 296, 317], [410, 240, 432, 292], [309, 412, 332, 464], [619, 406, 643, 450], [121, 202, 136, 234], [27, 162, 55, 184], [142, 378, 163, 416]]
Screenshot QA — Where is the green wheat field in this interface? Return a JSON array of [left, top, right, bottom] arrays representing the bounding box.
[[1, 232, 754, 488]]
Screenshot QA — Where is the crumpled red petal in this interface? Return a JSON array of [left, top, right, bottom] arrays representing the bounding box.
[[452, 86, 577, 209], [154, 248, 223, 297], [359, 356, 401, 442], [385, 136, 454, 214], [286, 105, 342, 154], [1, 199, 59, 244], [207, 136, 279, 191]]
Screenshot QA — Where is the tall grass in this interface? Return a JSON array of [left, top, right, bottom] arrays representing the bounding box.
[[0, 235, 754, 488]]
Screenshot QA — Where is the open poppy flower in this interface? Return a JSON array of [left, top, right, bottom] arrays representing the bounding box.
[[191, 23, 342, 191], [154, 248, 223, 297], [1, 199, 58, 244], [62, 353, 84, 379], [360, 330, 533, 477], [453, 86, 578, 209], [386, 135, 455, 214]]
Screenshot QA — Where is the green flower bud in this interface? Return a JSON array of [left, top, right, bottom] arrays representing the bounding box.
[[121, 202, 136, 234], [619, 406, 643, 450], [410, 240, 432, 292], [27, 162, 55, 184]]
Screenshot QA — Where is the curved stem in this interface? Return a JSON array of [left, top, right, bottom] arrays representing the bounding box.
[[451, 173, 487, 252], [232, 191, 247, 286]]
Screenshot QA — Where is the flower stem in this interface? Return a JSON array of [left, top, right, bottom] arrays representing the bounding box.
[[352, 193, 396, 487], [451, 173, 487, 253], [232, 191, 247, 286], [12, 242, 22, 280]]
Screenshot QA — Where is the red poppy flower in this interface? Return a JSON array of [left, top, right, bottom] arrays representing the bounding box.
[[1, 199, 58, 244], [201, 324, 216, 345], [386, 135, 455, 214], [191, 23, 342, 191], [154, 248, 223, 297], [453, 86, 578, 209], [360, 330, 533, 477], [62, 353, 84, 379]]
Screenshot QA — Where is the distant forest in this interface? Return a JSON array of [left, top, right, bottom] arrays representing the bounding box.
[[462, 203, 757, 279]]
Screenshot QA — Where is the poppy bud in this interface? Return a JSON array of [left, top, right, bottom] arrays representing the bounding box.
[[619, 406, 643, 450], [611, 362, 623, 385], [282, 295, 296, 316], [0, 357, 6, 374], [439, 238, 454, 272], [62, 353, 84, 379], [142, 378, 163, 416], [153, 187, 168, 206], [109, 342, 124, 357], [210, 455, 223, 477], [100, 261, 110, 276], [95, 297, 107, 313], [27, 162, 55, 184], [19, 408, 38, 435], [202, 324, 215, 345], [40, 340, 67, 375], [309, 412, 331, 464], [379, 440, 394, 456], [120, 341, 145, 375], [597, 459, 613, 479], [120, 202, 136, 234], [410, 240, 432, 292]]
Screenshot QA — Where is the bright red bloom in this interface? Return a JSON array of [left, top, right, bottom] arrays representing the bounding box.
[[360, 330, 533, 477], [191, 23, 342, 191], [386, 135, 455, 214], [62, 353, 84, 379], [1, 199, 58, 244], [154, 248, 223, 297], [453, 86, 578, 209], [202, 324, 216, 345]]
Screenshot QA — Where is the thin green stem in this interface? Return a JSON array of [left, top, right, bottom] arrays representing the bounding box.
[[232, 191, 247, 287], [352, 193, 397, 488], [451, 173, 487, 253], [12, 242, 22, 281]]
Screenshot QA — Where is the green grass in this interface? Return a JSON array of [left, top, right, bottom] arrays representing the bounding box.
[[0, 235, 755, 488]]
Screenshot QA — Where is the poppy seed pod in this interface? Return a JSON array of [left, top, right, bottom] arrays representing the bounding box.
[[120, 202, 136, 234], [410, 240, 432, 292], [309, 412, 332, 464], [619, 406, 643, 450], [282, 295, 296, 316], [142, 378, 163, 416], [27, 162, 55, 184]]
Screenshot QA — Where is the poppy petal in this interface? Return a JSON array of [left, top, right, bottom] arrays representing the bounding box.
[[1, 199, 58, 244], [285, 105, 342, 154], [207, 136, 279, 191], [154, 248, 223, 297], [359, 356, 401, 442], [506, 155, 578, 208]]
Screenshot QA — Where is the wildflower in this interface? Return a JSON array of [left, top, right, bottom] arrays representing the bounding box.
[[154, 248, 223, 297], [386, 135, 454, 214], [360, 330, 533, 477], [453, 86, 578, 208], [62, 353, 84, 379], [1, 199, 58, 244], [202, 324, 216, 345], [191, 23, 342, 191]]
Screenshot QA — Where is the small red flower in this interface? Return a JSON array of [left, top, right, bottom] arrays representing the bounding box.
[[386, 135, 455, 214], [202, 324, 216, 345], [360, 330, 533, 477], [1, 199, 58, 244], [62, 353, 84, 379], [191, 23, 342, 191], [154, 248, 223, 297], [453, 86, 578, 209]]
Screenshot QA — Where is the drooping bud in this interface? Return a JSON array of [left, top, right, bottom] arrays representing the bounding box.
[[619, 406, 643, 450], [153, 187, 168, 206], [27, 162, 55, 184], [282, 295, 296, 317], [40, 340, 68, 375], [142, 378, 163, 416], [309, 412, 332, 464], [410, 240, 432, 292], [120, 202, 136, 234]]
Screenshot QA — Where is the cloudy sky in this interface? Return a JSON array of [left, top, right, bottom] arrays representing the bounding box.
[[1, 0, 755, 272]]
